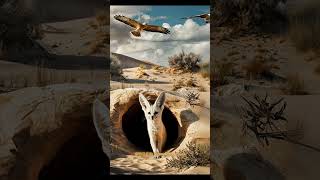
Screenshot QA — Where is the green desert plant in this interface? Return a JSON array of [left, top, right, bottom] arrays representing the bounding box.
[[166, 142, 210, 170]]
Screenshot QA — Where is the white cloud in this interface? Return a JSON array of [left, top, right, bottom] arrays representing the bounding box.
[[110, 6, 210, 66]]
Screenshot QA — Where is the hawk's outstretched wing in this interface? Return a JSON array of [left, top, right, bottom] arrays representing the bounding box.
[[142, 24, 170, 34], [114, 15, 141, 28], [182, 13, 210, 19]]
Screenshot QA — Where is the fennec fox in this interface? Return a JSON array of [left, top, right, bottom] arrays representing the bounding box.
[[92, 99, 110, 158], [139, 92, 167, 154]]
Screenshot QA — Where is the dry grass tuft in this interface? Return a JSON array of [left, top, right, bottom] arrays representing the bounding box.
[[199, 62, 210, 79], [166, 142, 210, 170], [136, 65, 149, 78], [242, 59, 272, 79], [282, 73, 308, 95], [212, 59, 236, 86], [95, 10, 109, 26]]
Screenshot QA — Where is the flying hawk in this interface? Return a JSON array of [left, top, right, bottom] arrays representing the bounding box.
[[114, 15, 170, 37], [182, 13, 210, 23]]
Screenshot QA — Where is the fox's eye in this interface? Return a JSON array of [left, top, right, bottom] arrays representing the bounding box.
[[148, 112, 151, 115], [154, 112, 158, 115]]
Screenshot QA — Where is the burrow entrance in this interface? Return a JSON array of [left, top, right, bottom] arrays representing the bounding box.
[[122, 100, 180, 152], [38, 118, 109, 180]]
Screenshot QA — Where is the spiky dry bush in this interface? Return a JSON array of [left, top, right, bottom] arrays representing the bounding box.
[[166, 142, 210, 170], [239, 94, 320, 152], [288, 0, 320, 52], [185, 90, 200, 106], [110, 54, 122, 77], [168, 51, 201, 72], [239, 94, 288, 145], [200, 62, 210, 78], [212, 0, 287, 32]]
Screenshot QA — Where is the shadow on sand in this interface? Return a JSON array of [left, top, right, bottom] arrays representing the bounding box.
[[5, 54, 108, 70]]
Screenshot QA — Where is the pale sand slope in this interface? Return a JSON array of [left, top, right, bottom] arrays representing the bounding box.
[[0, 16, 108, 92], [110, 67, 210, 174], [212, 95, 320, 180], [213, 30, 320, 94], [0, 17, 107, 92], [40, 17, 105, 56]]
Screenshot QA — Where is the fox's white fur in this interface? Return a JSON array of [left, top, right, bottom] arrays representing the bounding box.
[[92, 99, 110, 158], [139, 92, 167, 153]]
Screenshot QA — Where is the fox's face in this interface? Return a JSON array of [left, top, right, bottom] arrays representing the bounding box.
[[139, 92, 166, 122]]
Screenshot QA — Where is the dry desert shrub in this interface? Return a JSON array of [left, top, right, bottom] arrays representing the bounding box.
[[165, 142, 210, 170], [95, 9, 109, 26], [136, 64, 150, 78], [212, 59, 236, 86], [282, 73, 308, 95], [172, 76, 198, 91], [87, 30, 108, 55], [172, 79, 185, 90], [185, 77, 197, 87], [168, 51, 201, 72], [242, 59, 273, 79], [110, 54, 123, 78], [288, 0, 320, 52], [200, 62, 210, 79], [185, 90, 200, 106], [152, 65, 161, 71]]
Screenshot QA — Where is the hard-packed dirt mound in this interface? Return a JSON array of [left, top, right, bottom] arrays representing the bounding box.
[[0, 83, 108, 180], [110, 88, 201, 156]]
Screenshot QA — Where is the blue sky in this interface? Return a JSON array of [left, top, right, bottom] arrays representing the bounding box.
[[132, 6, 210, 26]]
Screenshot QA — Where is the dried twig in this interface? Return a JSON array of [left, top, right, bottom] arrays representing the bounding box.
[[239, 94, 320, 152]]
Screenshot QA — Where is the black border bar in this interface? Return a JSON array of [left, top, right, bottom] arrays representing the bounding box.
[[110, 0, 210, 5]]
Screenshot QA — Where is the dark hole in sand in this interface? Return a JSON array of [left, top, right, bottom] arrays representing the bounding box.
[[38, 121, 109, 180], [122, 101, 180, 152]]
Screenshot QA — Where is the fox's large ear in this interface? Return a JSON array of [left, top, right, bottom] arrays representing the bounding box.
[[154, 92, 165, 109], [139, 93, 150, 111], [92, 99, 110, 150]]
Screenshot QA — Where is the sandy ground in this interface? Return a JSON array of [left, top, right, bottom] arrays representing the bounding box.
[[110, 66, 210, 174], [212, 26, 320, 179], [0, 17, 107, 94], [212, 28, 320, 95]]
